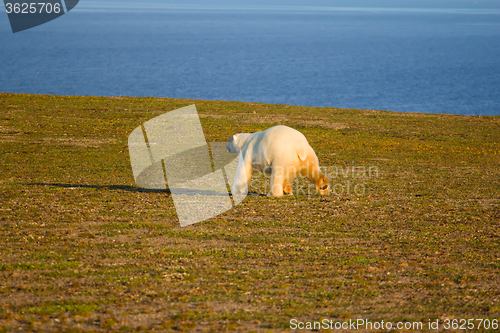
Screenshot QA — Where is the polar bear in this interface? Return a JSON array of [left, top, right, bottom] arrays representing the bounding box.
[[226, 125, 329, 197]]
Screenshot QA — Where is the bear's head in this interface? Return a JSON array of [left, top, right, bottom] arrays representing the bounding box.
[[316, 173, 329, 195]]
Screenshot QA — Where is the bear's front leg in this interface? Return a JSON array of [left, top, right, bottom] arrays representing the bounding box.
[[268, 168, 285, 197], [231, 158, 253, 195]]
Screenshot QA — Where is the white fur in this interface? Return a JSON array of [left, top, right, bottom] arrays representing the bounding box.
[[226, 125, 328, 197]]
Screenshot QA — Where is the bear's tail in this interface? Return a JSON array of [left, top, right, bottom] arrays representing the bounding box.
[[298, 149, 307, 161]]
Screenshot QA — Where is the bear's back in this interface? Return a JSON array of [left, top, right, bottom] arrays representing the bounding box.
[[249, 126, 311, 161], [261, 125, 309, 147]]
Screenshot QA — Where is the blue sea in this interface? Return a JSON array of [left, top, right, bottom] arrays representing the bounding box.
[[1, 0, 499, 115]]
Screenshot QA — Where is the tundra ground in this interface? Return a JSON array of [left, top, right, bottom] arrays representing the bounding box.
[[0, 93, 499, 332]]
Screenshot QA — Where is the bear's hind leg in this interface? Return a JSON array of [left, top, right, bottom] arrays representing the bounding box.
[[283, 165, 300, 195], [268, 170, 285, 197]]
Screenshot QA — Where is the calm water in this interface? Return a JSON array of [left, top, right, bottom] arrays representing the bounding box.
[[1, 0, 499, 115]]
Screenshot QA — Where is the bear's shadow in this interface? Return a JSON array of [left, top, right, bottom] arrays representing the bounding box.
[[25, 183, 266, 197]]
